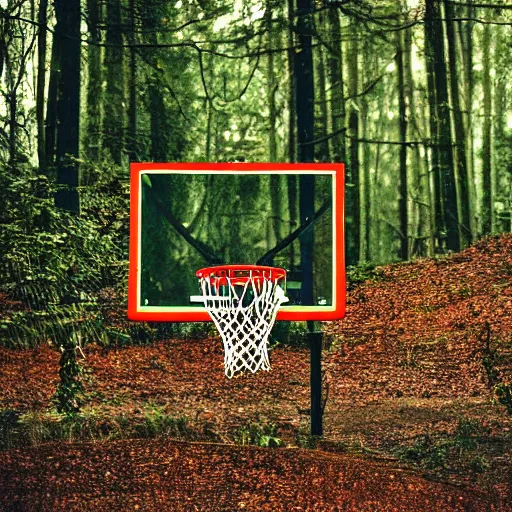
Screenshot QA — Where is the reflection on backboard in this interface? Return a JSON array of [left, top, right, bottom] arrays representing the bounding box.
[[128, 162, 345, 322]]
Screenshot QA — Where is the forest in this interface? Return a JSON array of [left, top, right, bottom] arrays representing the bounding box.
[[1, 0, 511, 267], [1, 0, 512, 510]]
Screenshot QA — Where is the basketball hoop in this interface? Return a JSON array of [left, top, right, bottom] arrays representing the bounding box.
[[191, 265, 288, 378]]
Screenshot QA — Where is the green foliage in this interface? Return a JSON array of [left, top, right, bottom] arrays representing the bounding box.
[[346, 263, 385, 291], [295, 430, 320, 449], [494, 382, 512, 415], [233, 421, 281, 448], [270, 321, 310, 347], [396, 418, 489, 471], [54, 333, 84, 416], [0, 161, 129, 348], [137, 406, 191, 439], [0, 407, 211, 450], [0, 161, 130, 413], [479, 323, 512, 415], [0, 410, 21, 450]]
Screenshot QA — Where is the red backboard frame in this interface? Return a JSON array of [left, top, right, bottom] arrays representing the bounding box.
[[128, 162, 345, 322]]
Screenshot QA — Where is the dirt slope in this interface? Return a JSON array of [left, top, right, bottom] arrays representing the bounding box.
[[0, 439, 489, 512], [1, 235, 512, 510]]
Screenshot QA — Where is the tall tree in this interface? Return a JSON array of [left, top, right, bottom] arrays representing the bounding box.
[[294, 0, 315, 304], [346, 19, 360, 265], [287, 0, 296, 164], [444, 0, 471, 247], [54, 0, 81, 212], [314, 11, 329, 161], [127, 0, 137, 161], [404, 23, 431, 257], [327, 6, 346, 164], [104, 0, 125, 165], [45, 23, 60, 169], [267, 2, 282, 242], [481, 21, 493, 235], [396, 20, 408, 260], [458, 0, 477, 236], [36, 0, 47, 170], [85, 0, 102, 162], [425, 0, 458, 252]]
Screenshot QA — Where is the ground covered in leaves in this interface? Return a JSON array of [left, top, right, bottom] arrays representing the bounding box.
[[1, 235, 512, 510]]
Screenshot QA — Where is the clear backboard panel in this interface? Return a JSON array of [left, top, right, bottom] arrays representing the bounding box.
[[128, 163, 345, 321]]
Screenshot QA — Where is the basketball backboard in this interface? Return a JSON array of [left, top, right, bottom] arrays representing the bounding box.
[[128, 162, 345, 322]]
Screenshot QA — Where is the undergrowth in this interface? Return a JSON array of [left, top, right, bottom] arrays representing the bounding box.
[[233, 421, 282, 447], [0, 406, 216, 451], [396, 418, 490, 473], [346, 263, 385, 291], [479, 322, 512, 415]]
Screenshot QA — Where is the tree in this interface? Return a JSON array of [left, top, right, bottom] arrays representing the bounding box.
[[54, 0, 81, 213], [396, 17, 408, 260], [425, 0, 458, 252], [36, 0, 47, 170], [85, 0, 102, 162], [294, 0, 315, 306], [326, 6, 346, 165], [103, 0, 125, 165], [444, 0, 472, 247], [346, 18, 360, 264], [481, 20, 493, 235]]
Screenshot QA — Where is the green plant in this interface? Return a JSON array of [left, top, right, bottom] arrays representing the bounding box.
[[479, 323, 512, 415], [295, 430, 319, 449], [0, 161, 130, 349], [270, 321, 311, 347], [453, 418, 482, 453], [346, 263, 384, 291], [0, 409, 21, 450], [495, 382, 512, 415], [397, 344, 422, 369], [137, 406, 191, 439], [398, 433, 448, 469], [233, 422, 281, 447], [397, 419, 488, 471], [54, 331, 85, 416]]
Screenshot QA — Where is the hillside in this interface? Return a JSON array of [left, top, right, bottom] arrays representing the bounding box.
[[1, 235, 512, 510]]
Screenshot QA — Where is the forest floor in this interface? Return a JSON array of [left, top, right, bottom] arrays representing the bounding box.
[[1, 235, 512, 510]]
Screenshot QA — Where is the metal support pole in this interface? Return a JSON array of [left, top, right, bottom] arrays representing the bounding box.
[[309, 328, 323, 437]]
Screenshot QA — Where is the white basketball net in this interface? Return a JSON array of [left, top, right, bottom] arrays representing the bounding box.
[[197, 271, 288, 378]]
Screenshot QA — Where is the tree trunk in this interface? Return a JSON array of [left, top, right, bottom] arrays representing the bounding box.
[[404, 24, 428, 257], [266, 3, 277, 162], [127, 0, 137, 161], [85, 0, 102, 162], [287, 0, 296, 164], [8, 88, 16, 167], [481, 22, 493, 235], [267, 2, 281, 242], [424, 19, 443, 252], [425, 0, 458, 252], [36, 0, 48, 171], [396, 24, 408, 260], [458, 0, 476, 236], [104, 0, 125, 165], [54, 0, 81, 213], [314, 11, 329, 161], [346, 20, 360, 265], [295, 0, 314, 306], [327, 6, 346, 163], [45, 29, 60, 169], [444, 0, 471, 247], [286, 0, 297, 267], [493, 25, 509, 232], [360, 40, 371, 261]]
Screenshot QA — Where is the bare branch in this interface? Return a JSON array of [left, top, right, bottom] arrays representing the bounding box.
[[445, 0, 512, 9]]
